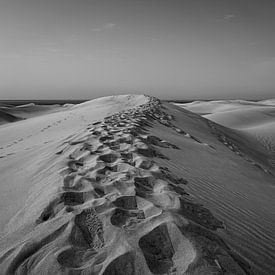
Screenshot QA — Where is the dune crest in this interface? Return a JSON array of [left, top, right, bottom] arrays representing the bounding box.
[[0, 95, 251, 274]]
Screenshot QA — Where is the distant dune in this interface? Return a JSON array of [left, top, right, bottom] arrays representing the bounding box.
[[0, 95, 274, 274], [177, 99, 275, 166], [0, 103, 71, 125], [0, 110, 22, 124]]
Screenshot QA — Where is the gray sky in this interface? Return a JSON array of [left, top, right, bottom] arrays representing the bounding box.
[[0, 0, 274, 100]]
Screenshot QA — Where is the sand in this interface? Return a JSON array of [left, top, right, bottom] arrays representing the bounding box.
[[0, 103, 68, 125], [0, 95, 274, 274], [178, 99, 275, 145], [178, 99, 275, 172]]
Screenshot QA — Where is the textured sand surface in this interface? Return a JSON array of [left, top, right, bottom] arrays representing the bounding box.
[[0, 95, 274, 274], [177, 100, 275, 161], [0, 103, 68, 125]]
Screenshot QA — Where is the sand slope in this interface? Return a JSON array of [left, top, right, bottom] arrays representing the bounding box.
[[0, 103, 70, 125], [0, 95, 274, 274], [178, 100, 275, 170]]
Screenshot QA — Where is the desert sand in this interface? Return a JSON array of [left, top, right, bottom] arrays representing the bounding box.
[[0, 103, 69, 125], [177, 100, 275, 163], [0, 95, 274, 274]]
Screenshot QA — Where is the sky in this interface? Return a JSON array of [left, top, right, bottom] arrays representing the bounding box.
[[0, 0, 274, 100]]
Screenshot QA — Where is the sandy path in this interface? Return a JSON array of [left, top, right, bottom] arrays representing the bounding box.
[[0, 95, 254, 274]]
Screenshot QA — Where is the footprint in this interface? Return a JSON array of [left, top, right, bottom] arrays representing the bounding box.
[[110, 208, 145, 228], [57, 247, 97, 268], [134, 177, 155, 197], [178, 199, 224, 230], [75, 208, 104, 249], [134, 158, 155, 170], [97, 165, 118, 175], [98, 153, 119, 163], [136, 147, 169, 160], [61, 191, 85, 206], [113, 196, 137, 210], [104, 141, 121, 150], [138, 224, 174, 274], [102, 252, 135, 275], [99, 135, 114, 142], [67, 159, 84, 172]]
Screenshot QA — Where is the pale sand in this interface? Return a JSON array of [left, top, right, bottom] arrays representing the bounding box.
[[178, 99, 275, 171], [0, 102, 69, 125], [0, 95, 274, 274]]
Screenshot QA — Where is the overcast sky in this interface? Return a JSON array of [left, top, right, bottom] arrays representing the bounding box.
[[0, 0, 274, 100]]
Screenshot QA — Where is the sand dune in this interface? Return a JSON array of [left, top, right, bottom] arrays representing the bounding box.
[[0, 95, 274, 274], [175, 99, 275, 115], [178, 99, 275, 168], [0, 103, 70, 125], [0, 110, 22, 124], [259, 99, 275, 105]]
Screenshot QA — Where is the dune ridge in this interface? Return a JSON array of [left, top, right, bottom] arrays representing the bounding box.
[[0, 95, 251, 274]]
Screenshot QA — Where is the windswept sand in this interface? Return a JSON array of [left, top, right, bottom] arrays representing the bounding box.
[[0, 95, 274, 274], [177, 99, 275, 171], [0, 103, 69, 125]]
